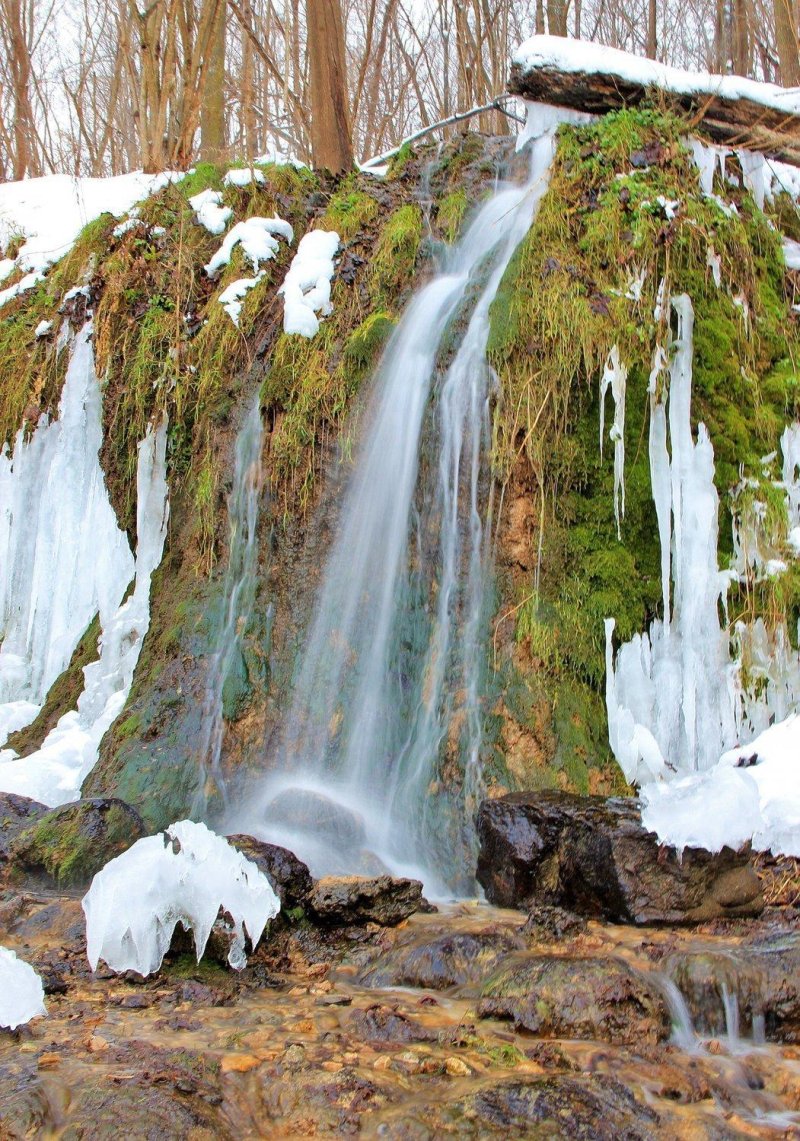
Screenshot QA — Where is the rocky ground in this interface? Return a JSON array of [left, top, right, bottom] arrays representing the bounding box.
[[2, 791, 800, 1138]]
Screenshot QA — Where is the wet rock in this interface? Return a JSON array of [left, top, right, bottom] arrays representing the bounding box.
[[265, 788, 366, 849], [0, 793, 47, 865], [348, 1003, 438, 1045], [226, 833, 312, 907], [307, 875, 423, 926], [477, 954, 671, 1045], [666, 933, 800, 1042], [358, 929, 524, 990], [523, 903, 588, 941], [8, 898, 85, 946], [476, 791, 763, 924], [461, 1074, 661, 1139], [8, 797, 145, 887]]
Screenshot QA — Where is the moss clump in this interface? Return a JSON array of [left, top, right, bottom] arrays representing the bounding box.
[[324, 183, 379, 241], [10, 798, 145, 886], [437, 189, 469, 243], [487, 105, 800, 791], [343, 311, 395, 371], [371, 204, 423, 304]]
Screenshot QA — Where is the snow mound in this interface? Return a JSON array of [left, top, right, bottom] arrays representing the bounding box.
[[223, 168, 265, 188], [0, 171, 182, 280], [205, 216, 293, 279], [83, 820, 280, 976], [0, 947, 46, 1029], [513, 35, 800, 116], [641, 714, 800, 855], [189, 189, 232, 236], [279, 230, 341, 337]]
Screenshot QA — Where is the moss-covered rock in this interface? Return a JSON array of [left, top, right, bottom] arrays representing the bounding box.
[[9, 797, 145, 886]]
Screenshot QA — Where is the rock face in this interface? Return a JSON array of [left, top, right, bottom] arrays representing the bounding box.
[[0, 793, 47, 865], [478, 955, 671, 1045], [358, 930, 525, 991], [8, 797, 145, 887], [476, 792, 763, 924], [226, 834, 312, 908], [307, 875, 423, 926]]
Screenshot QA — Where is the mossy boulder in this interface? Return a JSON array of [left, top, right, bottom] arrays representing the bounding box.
[[9, 797, 145, 886], [478, 954, 670, 1045], [0, 792, 47, 865]]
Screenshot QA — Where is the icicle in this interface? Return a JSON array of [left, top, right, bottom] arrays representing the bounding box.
[[686, 137, 728, 197], [738, 150, 766, 211], [599, 346, 628, 539], [706, 246, 722, 288]]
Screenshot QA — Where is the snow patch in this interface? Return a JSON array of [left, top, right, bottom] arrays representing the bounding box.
[[783, 237, 800, 270], [218, 274, 264, 326], [82, 820, 280, 976], [223, 167, 265, 188], [189, 189, 232, 236], [279, 230, 341, 337], [0, 947, 46, 1029], [205, 216, 293, 279]]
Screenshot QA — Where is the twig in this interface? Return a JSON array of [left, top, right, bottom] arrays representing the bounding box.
[[360, 96, 524, 169]]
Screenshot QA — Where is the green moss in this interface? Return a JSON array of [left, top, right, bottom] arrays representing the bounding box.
[[387, 141, 414, 179], [370, 204, 423, 304], [179, 162, 224, 198], [437, 189, 469, 243], [12, 801, 142, 886], [324, 184, 379, 241], [342, 311, 395, 371]]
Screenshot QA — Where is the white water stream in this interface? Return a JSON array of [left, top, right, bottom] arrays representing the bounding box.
[[238, 110, 564, 894]]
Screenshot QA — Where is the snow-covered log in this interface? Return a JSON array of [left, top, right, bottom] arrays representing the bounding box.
[[510, 36, 800, 167]]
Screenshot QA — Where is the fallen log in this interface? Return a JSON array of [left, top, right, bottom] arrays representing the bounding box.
[[509, 35, 800, 167]]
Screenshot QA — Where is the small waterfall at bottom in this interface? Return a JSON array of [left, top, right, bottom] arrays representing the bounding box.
[[238, 113, 562, 895], [194, 397, 265, 815]]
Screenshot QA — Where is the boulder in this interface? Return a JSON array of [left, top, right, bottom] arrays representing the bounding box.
[[307, 875, 423, 927], [0, 792, 47, 864], [476, 791, 763, 924], [478, 954, 671, 1045], [8, 797, 146, 887], [226, 834, 312, 908]]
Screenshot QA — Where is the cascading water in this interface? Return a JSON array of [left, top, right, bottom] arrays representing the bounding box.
[[237, 109, 566, 894], [193, 396, 265, 815]]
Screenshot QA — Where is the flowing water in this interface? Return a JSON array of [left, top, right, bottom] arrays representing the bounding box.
[[194, 396, 265, 815], [239, 115, 562, 894]]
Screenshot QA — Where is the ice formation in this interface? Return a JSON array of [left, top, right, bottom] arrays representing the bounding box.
[[606, 294, 800, 854], [83, 820, 280, 976], [0, 947, 46, 1029], [218, 275, 264, 326], [599, 345, 627, 539], [0, 418, 169, 805], [205, 216, 293, 279], [189, 189, 232, 236], [605, 295, 738, 784], [0, 326, 134, 747], [513, 35, 800, 116], [279, 230, 341, 337]]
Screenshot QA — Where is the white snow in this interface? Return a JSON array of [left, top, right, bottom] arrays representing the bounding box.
[[218, 275, 264, 326], [0, 270, 44, 313], [513, 35, 800, 116], [599, 345, 627, 538], [205, 216, 293, 279], [0, 325, 134, 749], [0, 947, 46, 1029], [279, 229, 341, 337], [783, 237, 800, 270], [0, 171, 182, 278], [0, 417, 169, 805], [516, 99, 595, 153], [223, 167, 265, 188], [189, 189, 233, 236], [83, 820, 280, 976]]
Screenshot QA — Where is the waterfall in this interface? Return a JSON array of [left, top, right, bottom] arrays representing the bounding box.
[[238, 109, 563, 894], [194, 396, 265, 815]]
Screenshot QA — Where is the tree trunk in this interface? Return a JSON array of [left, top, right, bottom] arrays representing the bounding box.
[[647, 0, 657, 59], [774, 0, 800, 85], [732, 0, 750, 75], [200, 0, 226, 162], [307, 0, 353, 173]]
